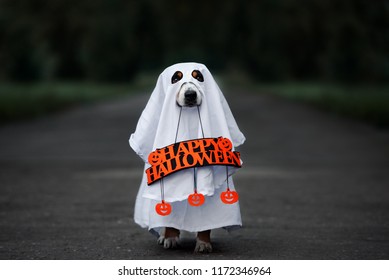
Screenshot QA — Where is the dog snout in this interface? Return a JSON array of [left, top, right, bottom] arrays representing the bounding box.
[[176, 82, 202, 107], [184, 90, 197, 103]]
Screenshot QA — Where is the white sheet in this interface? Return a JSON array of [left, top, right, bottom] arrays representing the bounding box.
[[129, 62, 245, 233]]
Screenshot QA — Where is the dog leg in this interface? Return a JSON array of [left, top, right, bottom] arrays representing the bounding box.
[[194, 230, 212, 253], [157, 228, 166, 245]]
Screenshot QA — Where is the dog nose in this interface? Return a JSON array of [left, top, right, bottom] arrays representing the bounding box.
[[184, 90, 197, 102]]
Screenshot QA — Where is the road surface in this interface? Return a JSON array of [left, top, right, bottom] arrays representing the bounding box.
[[1, 87, 388, 259]]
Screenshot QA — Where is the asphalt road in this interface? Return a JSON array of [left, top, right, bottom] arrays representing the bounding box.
[[1, 88, 388, 259]]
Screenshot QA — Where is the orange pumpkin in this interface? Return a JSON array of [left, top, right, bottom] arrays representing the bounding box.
[[220, 189, 239, 204], [148, 151, 162, 165], [218, 137, 233, 151], [188, 192, 205, 207], [155, 200, 172, 216]]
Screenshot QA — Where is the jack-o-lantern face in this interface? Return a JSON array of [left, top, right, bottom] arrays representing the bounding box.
[[220, 189, 239, 204], [188, 192, 205, 207], [155, 201, 172, 216], [148, 151, 162, 165], [218, 137, 233, 151]]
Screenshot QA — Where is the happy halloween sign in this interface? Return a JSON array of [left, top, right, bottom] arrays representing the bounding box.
[[146, 137, 241, 185]]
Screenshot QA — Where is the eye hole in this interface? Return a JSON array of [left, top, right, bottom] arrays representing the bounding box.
[[192, 70, 204, 82], [171, 71, 183, 84]]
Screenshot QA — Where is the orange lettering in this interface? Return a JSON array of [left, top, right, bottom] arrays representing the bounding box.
[[182, 153, 196, 167], [146, 137, 242, 185], [162, 145, 176, 160], [191, 152, 205, 166], [230, 151, 241, 167], [177, 142, 190, 155], [158, 161, 169, 178]]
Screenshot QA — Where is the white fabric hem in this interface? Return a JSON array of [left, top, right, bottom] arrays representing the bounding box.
[[145, 223, 242, 238]]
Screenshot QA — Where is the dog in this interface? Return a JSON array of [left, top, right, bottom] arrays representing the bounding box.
[[130, 63, 245, 255], [159, 69, 211, 253]]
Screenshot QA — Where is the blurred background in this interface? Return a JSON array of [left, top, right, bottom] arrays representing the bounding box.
[[1, 0, 389, 260], [0, 0, 388, 124]]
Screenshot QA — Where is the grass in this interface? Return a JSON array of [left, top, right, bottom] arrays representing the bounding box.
[[255, 83, 389, 128], [0, 75, 156, 123], [1, 76, 388, 128]]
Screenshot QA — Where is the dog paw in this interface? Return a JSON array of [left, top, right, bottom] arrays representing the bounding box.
[[164, 236, 180, 249], [158, 236, 180, 249], [157, 235, 165, 246], [194, 238, 212, 253]]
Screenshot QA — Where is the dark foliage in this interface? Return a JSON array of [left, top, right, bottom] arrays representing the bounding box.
[[0, 0, 388, 82]]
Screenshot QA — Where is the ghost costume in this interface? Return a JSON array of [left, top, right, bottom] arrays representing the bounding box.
[[129, 62, 245, 236]]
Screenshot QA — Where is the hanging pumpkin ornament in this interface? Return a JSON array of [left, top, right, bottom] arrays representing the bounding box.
[[188, 191, 205, 207], [221, 166, 239, 204], [188, 167, 205, 207], [220, 188, 239, 204], [155, 200, 172, 216], [155, 179, 172, 216]]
